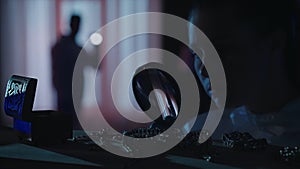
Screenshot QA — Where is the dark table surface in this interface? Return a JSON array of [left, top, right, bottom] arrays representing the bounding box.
[[0, 126, 299, 169]]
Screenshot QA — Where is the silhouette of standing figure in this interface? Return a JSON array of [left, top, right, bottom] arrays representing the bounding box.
[[51, 15, 82, 129]]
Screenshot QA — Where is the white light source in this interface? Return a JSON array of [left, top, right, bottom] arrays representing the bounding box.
[[90, 32, 103, 45]]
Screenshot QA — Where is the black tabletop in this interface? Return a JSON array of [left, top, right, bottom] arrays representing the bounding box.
[[0, 126, 299, 169]]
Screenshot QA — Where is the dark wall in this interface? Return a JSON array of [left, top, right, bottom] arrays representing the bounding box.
[[162, 0, 193, 55]]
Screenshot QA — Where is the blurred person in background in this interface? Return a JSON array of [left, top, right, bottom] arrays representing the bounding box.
[[51, 14, 83, 129]]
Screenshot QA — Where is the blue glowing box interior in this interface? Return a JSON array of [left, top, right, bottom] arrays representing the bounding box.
[[4, 75, 37, 134]]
